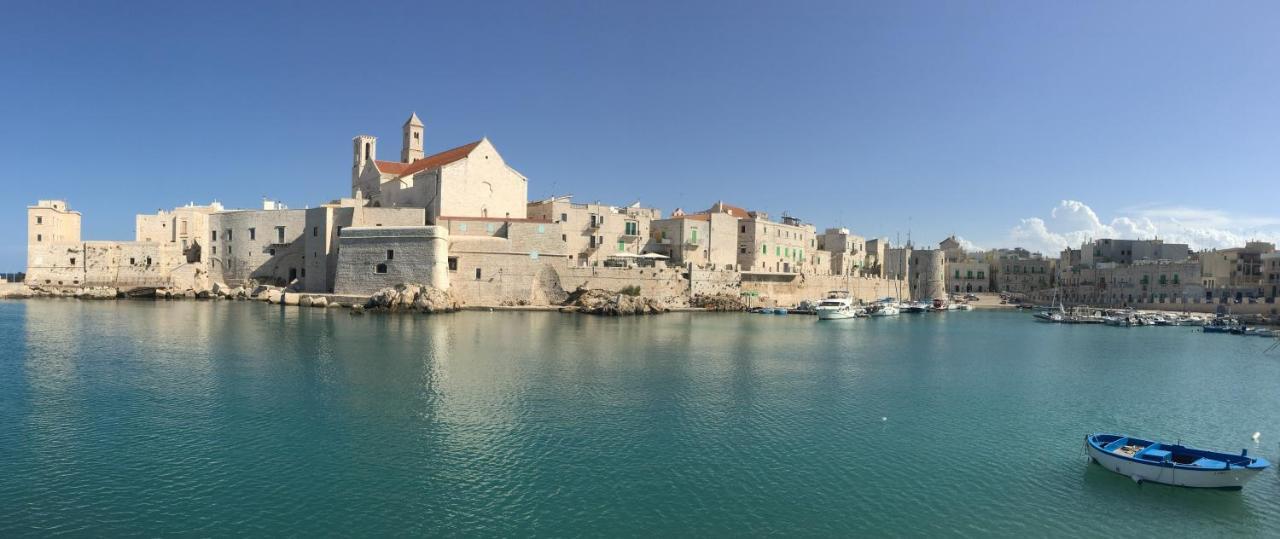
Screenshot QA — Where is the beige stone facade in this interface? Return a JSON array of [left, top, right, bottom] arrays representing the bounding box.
[[946, 260, 989, 294], [28, 200, 81, 270], [995, 256, 1055, 294], [817, 228, 866, 276], [648, 211, 739, 270], [526, 196, 660, 266], [736, 213, 818, 274], [908, 249, 946, 300], [351, 115, 527, 221]]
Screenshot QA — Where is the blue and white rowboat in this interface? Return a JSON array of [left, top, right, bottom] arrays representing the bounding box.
[[1086, 433, 1269, 489]]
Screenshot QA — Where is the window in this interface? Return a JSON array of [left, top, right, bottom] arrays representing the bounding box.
[[268, 248, 275, 256], [249, 228, 256, 240], [691, 228, 698, 243], [212, 231, 217, 241], [36, 234, 41, 242], [312, 226, 319, 237], [448, 257, 458, 271], [35, 216, 42, 224], [70, 258, 76, 265], [740, 225, 746, 233], [617, 241, 625, 252], [226, 230, 232, 242], [475, 268, 482, 280], [486, 223, 495, 233], [762, 244, 768, 254], [130, 258, 136, 265], [537, 224, 546, 234], [740, 247, 747, 254], [375, 263, 387, 274], [562, 234, 567, 241], [145, 257, 151, 266], [276, 227, 285, 243], [459, 223, 467, 232], [560, 213, 567, 222], [624, 221, 638, 235], [386, 250, 394, 260], [212, 246, 217, 255], [301, 268, 306, 278]]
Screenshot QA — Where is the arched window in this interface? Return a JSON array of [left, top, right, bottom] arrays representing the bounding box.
[[364, 143, 371, 162]]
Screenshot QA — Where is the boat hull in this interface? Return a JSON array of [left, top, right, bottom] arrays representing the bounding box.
[[817, 310, 857, 320], [1086, 441, 1263, 489]]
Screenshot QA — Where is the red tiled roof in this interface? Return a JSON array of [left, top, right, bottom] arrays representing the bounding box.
[[374, 140, 482, 178], [702, 202, 751, 218]]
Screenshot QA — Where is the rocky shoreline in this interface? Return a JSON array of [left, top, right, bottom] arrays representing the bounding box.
[[0, 282, 744, 316]]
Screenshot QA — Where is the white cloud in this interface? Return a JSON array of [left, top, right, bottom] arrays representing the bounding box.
[[1008, 200, 1280, 254]]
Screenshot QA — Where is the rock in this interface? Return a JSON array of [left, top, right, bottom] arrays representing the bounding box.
[[690, 292, 746, 312], [366, 283, 459, 314], [326, 302, 341, 309], [563, 287, 668, 316], [196, 290, 212, 300], [282, 293, 300, 306], [350, 304, 365, 315], [265, 290, 283, 304], [75, 286, 119, 300], [310, 297, 327, 308], [299, 296, 314, 307]]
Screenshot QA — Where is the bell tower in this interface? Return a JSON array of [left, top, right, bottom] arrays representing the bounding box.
[[352, 135, 377, 195], [401, 112, 424, 163]]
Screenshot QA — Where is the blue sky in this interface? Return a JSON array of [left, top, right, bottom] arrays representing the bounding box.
[[3, 1, 1279, 269]]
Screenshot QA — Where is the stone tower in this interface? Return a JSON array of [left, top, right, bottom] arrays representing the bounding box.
[[401, 112, 424, 163], [352, 135, 377, 188], [908, 249, 946, 301]]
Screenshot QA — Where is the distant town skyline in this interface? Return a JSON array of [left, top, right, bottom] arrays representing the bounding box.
[[3, 1, 1279, 269]]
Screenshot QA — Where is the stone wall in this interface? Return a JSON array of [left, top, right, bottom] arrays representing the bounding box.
[[739, 273, 907, 307], [25, 241, 186, 289], [559, 266, 690, 301], [206, 209, 307, 286], [333, 226, 449, 295]]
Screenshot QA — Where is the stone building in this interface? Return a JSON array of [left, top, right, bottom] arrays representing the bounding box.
[[1059, 260, 1202, 306], [333, 226, 449, 295], [526, 196, 661, 266], [817, 228, 866, 276], [1263, 251, 1280, 299], [863, 238, 888, 277], [302, 199, 426, 293], [1200, 242, 1275, 290], [1080, 238, 1190, 266], [350, 114, 527, 221], [649, 210, 738, 270], [733, 206, 818, 274], [27, 200, 81, 270], [908, 249, 946, 300], [946, 260, 989, 294], [996, 255, 1055, 294], [884, 245, 912, 281]]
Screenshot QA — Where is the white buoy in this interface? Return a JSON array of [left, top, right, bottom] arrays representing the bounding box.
[[1252, 431, 1261, 442], [881, 417, 888, 422]]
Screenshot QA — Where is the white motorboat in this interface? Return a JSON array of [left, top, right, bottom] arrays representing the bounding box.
[[816, 291, 857, 320]]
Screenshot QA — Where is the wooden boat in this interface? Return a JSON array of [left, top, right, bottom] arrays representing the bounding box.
[[1086, 433, 1269, 489]]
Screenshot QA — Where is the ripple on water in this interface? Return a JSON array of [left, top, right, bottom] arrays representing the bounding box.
[[1, 302, 1278, 536]]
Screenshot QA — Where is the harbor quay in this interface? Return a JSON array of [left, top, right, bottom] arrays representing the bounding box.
[[11, 114, 1280, 322]]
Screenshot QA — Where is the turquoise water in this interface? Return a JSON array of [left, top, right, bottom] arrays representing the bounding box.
[[1, 300, 1278, 536]]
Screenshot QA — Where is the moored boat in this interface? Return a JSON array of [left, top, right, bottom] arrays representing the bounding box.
[[815, 291, 857, 320], [1085, 433, 1269, 489]]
